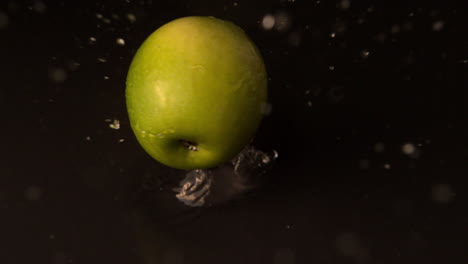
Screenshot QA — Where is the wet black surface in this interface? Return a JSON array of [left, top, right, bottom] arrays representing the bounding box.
[[1, 0, 467, 263]]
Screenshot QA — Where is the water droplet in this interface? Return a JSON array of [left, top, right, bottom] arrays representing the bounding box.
[[432, 20, 444, 31], [361, 49, 370, 58], [97, 57, 107, 63], [89, 37, 97, 43], [384, 163, 391, 169], [109, 119, 120, 130], [401, 143, 416, 155], [126, 13, 136, 23], [330, 32, 336, 38], [116, 38, 125, 46], [329, 65, 335, 70]]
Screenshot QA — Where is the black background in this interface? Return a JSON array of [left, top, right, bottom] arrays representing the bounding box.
[[1, 0, 467, 263]]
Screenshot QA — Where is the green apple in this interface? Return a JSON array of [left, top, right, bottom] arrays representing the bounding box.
[[126, 16, 267, 170]]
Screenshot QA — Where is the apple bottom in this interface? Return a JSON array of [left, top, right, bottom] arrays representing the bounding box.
[[172, 145, 279, 207]]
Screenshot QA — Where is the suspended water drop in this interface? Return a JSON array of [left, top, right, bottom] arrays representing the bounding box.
[[109, 119, 120, 130], [116, 38, 126, 46], [401, 143, 416, 155], [127, 13, 137, 23], [432, 20, 444, 31], [361, 49, 370, 58]]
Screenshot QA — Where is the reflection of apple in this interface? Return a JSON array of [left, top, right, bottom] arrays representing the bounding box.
[[126, 16, 267, 170]]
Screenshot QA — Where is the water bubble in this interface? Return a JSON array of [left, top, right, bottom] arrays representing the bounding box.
[[89, 37, 97, 43], [261, 14, 275, 31], [103, 76, 109, 80], [432, 20, 444, 31], [126, 13, 137, 23], [0, 12, 9, 29], [330, 32, 336, 38], [49, 68, 68, 83], [118, 139, 125, 143], [116, 38, 126, 46], [25, 186, 42, 201], [432, 184, 455, 204]]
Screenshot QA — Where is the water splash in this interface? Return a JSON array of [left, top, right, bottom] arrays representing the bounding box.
[[172, 145, 278, 207]]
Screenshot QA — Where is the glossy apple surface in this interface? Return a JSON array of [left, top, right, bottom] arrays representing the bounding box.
[[126, 16, 267, 170]]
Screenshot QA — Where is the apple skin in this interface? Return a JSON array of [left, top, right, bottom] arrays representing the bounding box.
[[126, 16, 267, 170]]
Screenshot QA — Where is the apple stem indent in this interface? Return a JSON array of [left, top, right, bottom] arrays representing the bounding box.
[[180, 140, 198, 151]]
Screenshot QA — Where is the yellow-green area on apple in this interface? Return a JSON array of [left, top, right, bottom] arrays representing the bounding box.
[[126, 16, 267, 170]]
